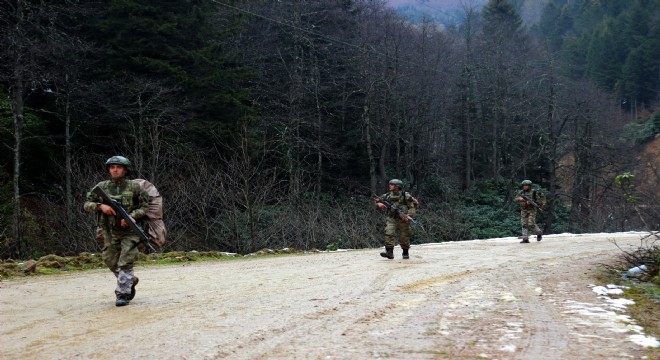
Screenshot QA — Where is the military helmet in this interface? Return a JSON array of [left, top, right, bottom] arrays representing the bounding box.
[[105, 155, 132, 174], [520, 179, 533, 186], [389, 179, 404, 189]]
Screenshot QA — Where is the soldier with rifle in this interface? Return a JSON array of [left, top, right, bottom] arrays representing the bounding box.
[[84, 156, 150, 306], [374, 179, 418, 259], [514, 180, 547, 243]]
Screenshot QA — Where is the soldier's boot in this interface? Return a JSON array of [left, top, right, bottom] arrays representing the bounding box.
[[129, 277, 139, 301], [535, 226, 542, 242], [520, 229, 530, 243], [402, 248, 409, 259], [380, 247, 394, 259], [115, 294, 130, 307]]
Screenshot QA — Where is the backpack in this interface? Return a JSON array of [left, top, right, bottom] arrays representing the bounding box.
[[392, 191, 420, 217], [410, 195, 420, 209], [95, 178, 167, 252], [532, 189, 547, 209], [134, 179, 166, 250]]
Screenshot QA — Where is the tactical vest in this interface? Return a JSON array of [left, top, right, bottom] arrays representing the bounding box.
[[384, 191, 412, 218], [520, 189, 544, 210], [95, 179, 145, 231]]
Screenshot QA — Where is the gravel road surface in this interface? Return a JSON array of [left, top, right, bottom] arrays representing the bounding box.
[[1, 232, 655, 359]]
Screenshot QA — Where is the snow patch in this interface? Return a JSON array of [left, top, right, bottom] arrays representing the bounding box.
[[605, 298, 635, 309], [570, 284, 660, 348], [629, 334, 660, 348], [498, 344, 516, 352], [534, 287, 543, 296], [417, 231, 648, 245], [499, 292, 517, 301], [591, 285, 624, 296]]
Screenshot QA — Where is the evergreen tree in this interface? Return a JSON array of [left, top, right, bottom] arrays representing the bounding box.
[[482, 0, 523, 39], [535, 0, 574, 52], [620, 0, 660, 108], [476, 0, 536, 180], [585, 17, 626, 91], [92, 0, 253, 151], [549, 0, 659, 109]]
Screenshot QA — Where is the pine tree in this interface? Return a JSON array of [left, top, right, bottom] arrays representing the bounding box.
[[93, 0, 254, 151], [482, 0, 523, 40]]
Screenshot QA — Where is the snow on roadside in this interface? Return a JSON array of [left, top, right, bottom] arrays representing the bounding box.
[[562, 284, 660, 348], [416, 231, 650, 246], [414, 232, 660, 350]]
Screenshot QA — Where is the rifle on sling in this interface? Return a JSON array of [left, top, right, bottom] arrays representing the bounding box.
[[92, 185, 157, 253], [373, 193, 424, 229], [517, 190, 545, 212]]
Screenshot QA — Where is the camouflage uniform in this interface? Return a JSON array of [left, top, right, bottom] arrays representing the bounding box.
[[517, 182, 546, 242], [84, 178, 149, 299], [377, 189, 416, 255]]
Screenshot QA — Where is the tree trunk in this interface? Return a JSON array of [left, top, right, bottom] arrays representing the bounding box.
[[378, 109, 390, 182], [364, 104, 377, 194], [543, 59, 556, 234], [463, 7, 475, 190], [11, 77, 24, 259], [64, 74, 73, 221]]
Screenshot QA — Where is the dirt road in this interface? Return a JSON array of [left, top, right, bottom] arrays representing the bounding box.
[[1, 233, 656, 359]]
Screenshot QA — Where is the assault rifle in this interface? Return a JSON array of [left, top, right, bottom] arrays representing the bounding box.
[[92, 185, 157, 253], [373, 193, 424, 229], [517, 190, 545, 212]]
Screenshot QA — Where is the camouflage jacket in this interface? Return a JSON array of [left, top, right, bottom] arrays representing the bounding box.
[[518, 188, 546, 211], [84, 179, 149, 231], [377, 191, 416, 218]]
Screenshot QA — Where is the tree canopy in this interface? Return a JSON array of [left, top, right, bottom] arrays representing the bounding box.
[[1, 0, 657, 258]]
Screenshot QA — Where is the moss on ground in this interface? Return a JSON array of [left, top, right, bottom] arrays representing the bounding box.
[[0, 248, 319, 279]]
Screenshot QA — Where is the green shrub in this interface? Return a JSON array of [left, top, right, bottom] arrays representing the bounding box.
[[620, 112, 660, 145]]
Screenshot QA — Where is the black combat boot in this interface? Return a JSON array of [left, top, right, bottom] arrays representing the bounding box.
[[520, 229, 530, 243], [534, 225, 543, 242], [380, 247, 394, 259], [115, 294, 130, 307], [402, 248, 409, 259], [129, 277, 139, 300]]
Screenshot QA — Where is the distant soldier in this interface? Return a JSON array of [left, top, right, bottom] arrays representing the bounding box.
[[515, 179, 546, 243], [84, 156, 149, 306], [374, 179, 417, 259]]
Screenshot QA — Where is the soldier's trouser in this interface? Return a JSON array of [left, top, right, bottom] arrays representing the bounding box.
[[385, 218, 412, 249], [520, 209, 541, 239], [101, 230, 139, 296]]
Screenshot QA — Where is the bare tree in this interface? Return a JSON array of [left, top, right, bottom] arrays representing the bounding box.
[[457, 3, 481, 190], [551, 79, 626, 232], [0, 0, 81, 257], [215, 128, 282, 253], [353, 2, 404, 188], [109, 76, 186, 184]]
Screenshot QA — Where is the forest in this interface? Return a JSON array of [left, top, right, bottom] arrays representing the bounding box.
[[1, 0, 659, 258]]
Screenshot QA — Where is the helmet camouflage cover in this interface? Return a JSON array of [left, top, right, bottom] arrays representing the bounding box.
[[520, 179, 533, 186], [105, 155, 132, 174], [389, 179, 404, 188]]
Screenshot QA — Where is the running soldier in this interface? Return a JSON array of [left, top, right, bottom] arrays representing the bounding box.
[[84, 156, 149, 306]]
